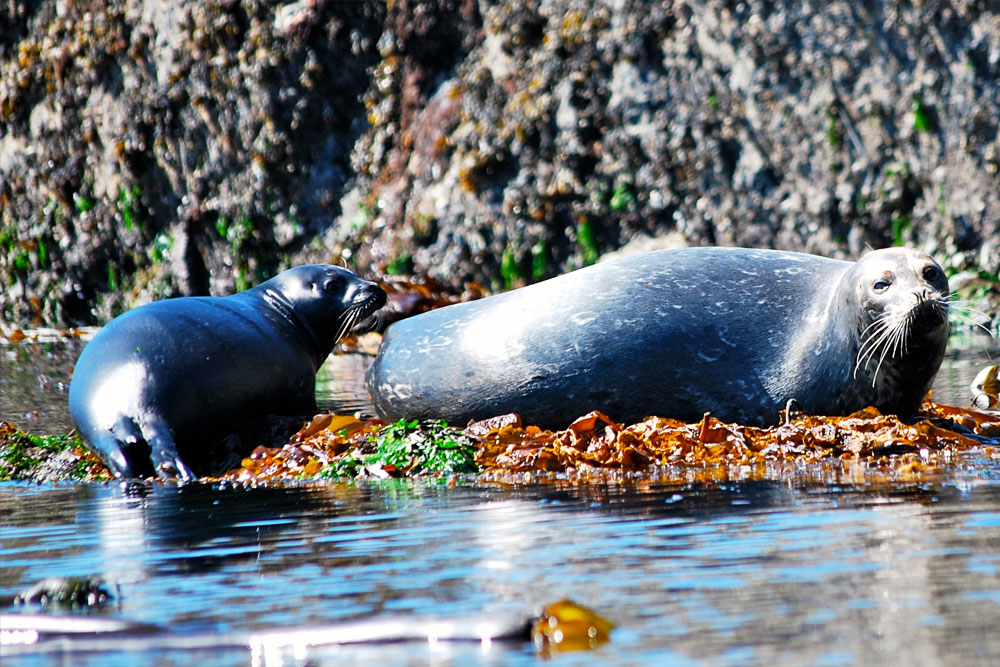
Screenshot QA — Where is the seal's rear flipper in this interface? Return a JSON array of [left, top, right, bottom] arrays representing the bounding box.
[[102, 417, 155, 479], [143, 421, 196, 481]]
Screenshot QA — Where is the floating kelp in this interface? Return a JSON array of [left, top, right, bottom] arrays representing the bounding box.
[[532, 599, 615, 654], [970, 364, 999, 409], [224, 416, 477, 483], [3, 401, 997, 484], [215, 401, 999, 485]]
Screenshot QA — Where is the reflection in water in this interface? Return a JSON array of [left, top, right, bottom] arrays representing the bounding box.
[[315, 353, 377, 417], [1, 339, 86, 435], [2, 335, 999, 663], [2, 479, 999, 664]]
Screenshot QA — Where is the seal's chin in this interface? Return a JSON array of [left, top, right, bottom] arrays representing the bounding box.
[[351, 310, 383, 335]]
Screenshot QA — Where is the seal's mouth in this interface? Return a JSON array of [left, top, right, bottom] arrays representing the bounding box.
[[854, 291, 949, 385], [909, 293, 949, 327], [351, 310, 383, 335], [340, 284, 388, 338], [351, 294, 387, 335]]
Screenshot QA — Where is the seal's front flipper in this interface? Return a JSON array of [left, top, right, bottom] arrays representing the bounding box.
[[144, 421, 196, 481], [102, 416, 156, 479]]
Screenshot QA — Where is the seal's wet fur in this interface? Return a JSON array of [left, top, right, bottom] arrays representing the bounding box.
[[367, 247, 949, 429], [70, 265, 385, 479]]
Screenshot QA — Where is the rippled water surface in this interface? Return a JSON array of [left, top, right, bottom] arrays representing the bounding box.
[[3, 477, 1000, 665], [2, 337, 999, 664]]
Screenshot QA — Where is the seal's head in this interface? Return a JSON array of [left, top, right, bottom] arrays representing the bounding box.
[[260, 265, 387, 362], [845, 248, 950, 414]]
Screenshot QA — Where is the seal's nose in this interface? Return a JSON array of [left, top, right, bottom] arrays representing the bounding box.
[[348, 280, 387, 309]]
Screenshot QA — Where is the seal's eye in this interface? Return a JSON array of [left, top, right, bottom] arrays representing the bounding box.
[[873, 279, 891, 293], [922, 266, 940, 282], [323, 277, 342, 292]]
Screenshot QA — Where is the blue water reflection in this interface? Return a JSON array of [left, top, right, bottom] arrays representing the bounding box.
[[3, 476, 1000, 664]]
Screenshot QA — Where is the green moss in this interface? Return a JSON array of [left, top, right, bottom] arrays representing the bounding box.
[[911, 95, 934, 133], [234, 268, 250, 292], [352, 204, 370, 231], [891, 215, 911, 247], [150, 232, 173, 264], [118, 185, 142, 232], [826, 107, 842, 148], [577, 218, 599, 266], [42, 198, 64, 224], [501, 247, 522, 289], [73, 193, 94, 214], [235, 214, 253, 241], [386, 253, 412, 276], [0, 426, 96, 482], [531, 241, 549, 281], [317, 419, 478, 480], [14, 249, 29, 271], [884, 161, 910, 179], [610, 183, 635, 212]]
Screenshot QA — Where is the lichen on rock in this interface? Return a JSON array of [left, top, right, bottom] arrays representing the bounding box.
[[2, 1, 998, 328]]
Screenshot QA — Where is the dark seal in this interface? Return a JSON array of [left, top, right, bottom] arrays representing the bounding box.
[[367, 247, 950, 428], [70, 265, 385, 479]]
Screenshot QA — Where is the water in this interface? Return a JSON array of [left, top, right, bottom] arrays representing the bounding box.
[[2, 336, 999, 664], [3, 478, 1000, 664]]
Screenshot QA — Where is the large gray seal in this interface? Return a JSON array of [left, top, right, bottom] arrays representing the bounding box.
[[367, 247, 950, 429], [69, 265, 385, 480]]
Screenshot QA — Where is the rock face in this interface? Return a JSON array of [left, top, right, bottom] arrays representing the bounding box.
[[2, 0, 998, 327]]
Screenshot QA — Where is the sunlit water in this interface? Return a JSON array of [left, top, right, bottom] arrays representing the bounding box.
[[3, 478, 1000, 664], [2, 336, 999, 664]]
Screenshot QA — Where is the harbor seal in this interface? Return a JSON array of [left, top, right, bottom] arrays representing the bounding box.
[[69, 265, 386, 480], [367, 247, 950, 428]]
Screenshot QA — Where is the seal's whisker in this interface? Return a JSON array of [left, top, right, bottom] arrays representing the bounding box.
[[898, 309, 914, 358], [946, 299, 990, 320], [855, 314, 896, 369], [948, 309, 995, 337], [856, 304, 917, 385], [946, 302, 986, 317], [871, 317, 906, 387], [855, 324, 895, 379], [854, 330, 884, 376], [871, 327, 898, 384], [854, 321, 889, 376], [332, 307, 362, 343], [858, 316, 888, 338], [858, 312, 893, 348], [344, 307, 364, 337]]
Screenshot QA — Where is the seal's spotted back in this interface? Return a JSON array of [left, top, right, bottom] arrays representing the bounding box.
[[367, 247, 949, 429]]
